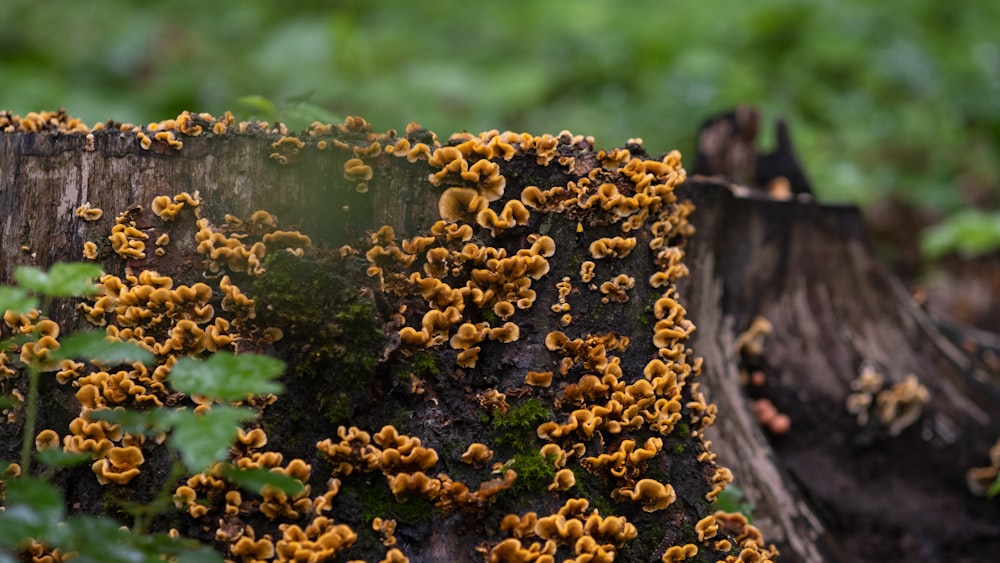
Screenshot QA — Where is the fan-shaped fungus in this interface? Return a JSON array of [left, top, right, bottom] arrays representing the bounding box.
[[438, 187, 488, 222]]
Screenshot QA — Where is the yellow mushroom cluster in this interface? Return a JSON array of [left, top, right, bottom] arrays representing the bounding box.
[[491, 497, 637, 563], [316, 424, 515, 516], [691, 511, 779, 562], [846, 363, 930, 436], [0, 109, 90, 134], [25, 192, 312, 491], [196, 209, 311, 275], [365, 224, 553, 367]]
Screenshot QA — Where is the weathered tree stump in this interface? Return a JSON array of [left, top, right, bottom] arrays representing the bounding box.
[[0, 111, 998, 562]]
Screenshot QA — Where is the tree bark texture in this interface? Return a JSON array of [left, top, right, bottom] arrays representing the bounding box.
[[0, 118, 998, 562]]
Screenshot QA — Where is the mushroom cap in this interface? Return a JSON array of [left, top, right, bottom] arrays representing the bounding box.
[[547, 468, 576, 491], [622, 478, 676, 512], [525, 370, 554, 388], [343, 158, 374, 181], [438, 187, 487, 222], [488, 322, 520, 343], [460, 443, 494, 466], [35, 429, 60, 451], [695, 514, 719, 541]]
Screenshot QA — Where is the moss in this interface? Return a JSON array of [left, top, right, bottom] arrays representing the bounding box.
[[386, 409, 415, 434], [253, 251, 384, 429], [588, 493, 615, 517], [480, 308, 499, 327], [537, 213, 557, 236], [672, 442, 685, 455], [319, 391, 352, 425], [358, 475, 434, 525], [510, 450, 555, 494], [253, 251, 384, 384], [490, 398, 551, 450], [618, 518, 667, 562], [674, 422, 690, 438], [391, 496, 436, 524], [409, 351, 439, 380], [639, 302, 654, 326]]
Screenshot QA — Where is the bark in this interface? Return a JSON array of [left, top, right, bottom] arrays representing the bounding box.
[[678, 181, 1000, 561], [0, 123, 998, 562]]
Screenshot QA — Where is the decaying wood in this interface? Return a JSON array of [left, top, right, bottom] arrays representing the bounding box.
[[679, 180, 1000, 561], [1, 125, 999, 562]]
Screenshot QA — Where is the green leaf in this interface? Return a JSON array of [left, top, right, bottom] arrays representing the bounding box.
[[36, 448, 92, 468], [169, 352, 284, 401], [279, 102, 342, 131], [988, 472, 1000, 498], [88, 409, 168, 435], [0, 476, 66, 544], [53, 331, 154, 366], [132, 534, 223, 563], [236, 95, 277, 119], [223, 465, 305, 496], [169, 406, 257, 472], [714, 484, 755, 523], [14, 263, 102, 298], [0, 394, 22, 410], [59, 516, 147, 563], [0, 286, 38, 315]]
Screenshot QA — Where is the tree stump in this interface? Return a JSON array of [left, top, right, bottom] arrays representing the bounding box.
[[0, 111, 998, 562]]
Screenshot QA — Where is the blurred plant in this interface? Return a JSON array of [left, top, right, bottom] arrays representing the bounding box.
[[920, 209, 1000, 259], [0, 263, 293, 562], [714, 484, 755, 523], [236, 94, 341, 131]]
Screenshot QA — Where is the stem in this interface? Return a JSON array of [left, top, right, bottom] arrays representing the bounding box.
[[19, 365, 40, 476]]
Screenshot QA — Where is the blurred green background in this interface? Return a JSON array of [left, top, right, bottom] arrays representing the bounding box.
[[3, 0, 1000, 263]]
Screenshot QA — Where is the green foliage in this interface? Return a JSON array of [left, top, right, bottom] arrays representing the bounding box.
[[237, 95, 342, 132], [13, 263, 101, 298], [714, 485, 755, 523], [0, 476, 225, 563], [169, 352, 285, 400], [0, 476, 65, 541], [921, 209, 1000, 259], [988, 473, 1000, 499], [0, 287, 37, 315], [222, 466, 305, 497], [5, 0, 1000, 226], [94, 352, 284, 471], [35, 448, 92, 468], [168, 407, 258, 472], [54, 331, 154, 366]]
